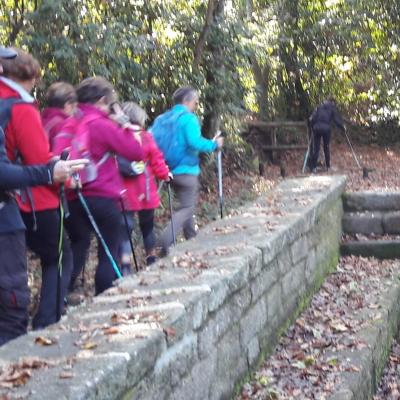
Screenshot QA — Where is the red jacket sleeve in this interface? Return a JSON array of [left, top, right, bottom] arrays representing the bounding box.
[[145, 132, 170, 181], [7, 103, 53, 164]]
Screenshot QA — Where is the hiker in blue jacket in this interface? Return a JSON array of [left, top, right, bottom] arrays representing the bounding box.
[[157, 86, 223, 254]]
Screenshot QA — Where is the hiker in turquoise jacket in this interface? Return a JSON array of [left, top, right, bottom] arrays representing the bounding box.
[[159, 86, 223, 254]]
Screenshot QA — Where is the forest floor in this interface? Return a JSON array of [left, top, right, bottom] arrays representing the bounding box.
[[27, 140, 400, 315]]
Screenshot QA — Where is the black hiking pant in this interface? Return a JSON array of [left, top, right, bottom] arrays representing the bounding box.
[[22, 209, 73, 329], [66, 196, 122, 295], [119, 209, 156, 270], [311, 126, 331, 170], [0, 231, 29, 346]]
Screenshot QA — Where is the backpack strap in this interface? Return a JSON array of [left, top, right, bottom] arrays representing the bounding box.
[[0, 97, 27, 129], [0, 98, 38, 229]]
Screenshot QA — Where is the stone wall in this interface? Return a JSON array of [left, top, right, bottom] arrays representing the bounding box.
[[0, 176, 346, 400]]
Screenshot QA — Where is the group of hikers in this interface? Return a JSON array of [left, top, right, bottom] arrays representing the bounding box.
[[0, 45, 223, 346], [0, 41, 347, 348]]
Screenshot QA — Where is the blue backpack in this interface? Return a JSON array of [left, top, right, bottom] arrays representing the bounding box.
[[150, 109, 188, 169]]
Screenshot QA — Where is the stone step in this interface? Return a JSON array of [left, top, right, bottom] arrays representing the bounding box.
[[342, 211, 400, 235], [340, 240, 400, 259], [343, 192, 400, 213]]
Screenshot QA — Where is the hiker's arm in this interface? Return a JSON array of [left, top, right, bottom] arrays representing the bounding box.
[[183, 115, 217, 153], [147, 134, 169, 180], [332, 106, 345, 132], [11, 104, 53, 164], [106, 122, 144, 162], [0, 161, 52, 190]]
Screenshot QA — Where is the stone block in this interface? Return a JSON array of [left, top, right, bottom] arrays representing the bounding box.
[[156, 333, 198, 388], [247, 336, 260, 367], [382, 211, 400, 234], [171, 351, 217, 400], [290, 235, 309, 264], [207, 278, 229, 312], [342, 212, 383, 234], [248, 247, 263, 278], [266, 283, 283, 322], [304, 247, 317, 286], [198, 303, 236, 359], [281, 260, 306, 300], [239, 297, 267, 348], [276, 249, 293, 277], [250, 260, 279, 301], [210, 326, 247, 400]]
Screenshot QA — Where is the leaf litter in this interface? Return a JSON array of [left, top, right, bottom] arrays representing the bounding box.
[[237, 256, 400, 399]]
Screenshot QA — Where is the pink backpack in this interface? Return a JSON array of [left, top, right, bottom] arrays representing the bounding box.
[[69, 113, 110, 185]]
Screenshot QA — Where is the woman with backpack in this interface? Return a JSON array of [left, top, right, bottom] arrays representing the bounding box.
[[64, 77, 143, 294], [41, 81, 78, 150], [118, 102, 170, 274], [153, 86, 223, 255], [0, 48, 75, 329]]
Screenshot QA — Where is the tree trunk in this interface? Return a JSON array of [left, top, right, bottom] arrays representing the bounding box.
[[201, 0, 225, 137]]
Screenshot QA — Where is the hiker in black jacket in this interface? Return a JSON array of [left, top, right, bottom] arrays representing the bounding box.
[[309, 98, 346, 173], [0, 45, 87, 345]]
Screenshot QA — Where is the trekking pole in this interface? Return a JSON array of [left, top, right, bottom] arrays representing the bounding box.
[[119, 196, 139, 272], [217, 149, 224, 219], [302, 121, 313, 173], [167, 182, 176, 246], [343, 128, 361, 169], [56, 150, 69, 321], [73, 175, 122, 280]]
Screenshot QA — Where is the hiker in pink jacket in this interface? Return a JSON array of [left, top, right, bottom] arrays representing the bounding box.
[[41, 82, 78, 150], [65, 77, 143, 294], [118, 102, 170, 273]]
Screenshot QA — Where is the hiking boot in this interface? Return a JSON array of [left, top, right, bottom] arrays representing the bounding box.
[[121, 263, 132, 277], [146, 255, 157, 266], [66, 292, 85, 306]]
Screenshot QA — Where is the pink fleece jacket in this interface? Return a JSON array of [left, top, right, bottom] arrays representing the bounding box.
[[55, 103, 143, 199]]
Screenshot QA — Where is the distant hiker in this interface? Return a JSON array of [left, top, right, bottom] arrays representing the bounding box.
[[151, 86, 223, 255], [0, 45, 87, 345], [41, 82, 78, 149], [64, 77, 143, 294], [0, 48, 75, 330], [118, 102, 170, 273], [309, 97, 346, 173]]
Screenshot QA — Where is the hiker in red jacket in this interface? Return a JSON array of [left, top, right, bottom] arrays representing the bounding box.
[[0, 45, 87, 345], [41, 82, 78, 150], [65, 77, 144, 294], [118, 102, 170, 273], [0, 48, 74, 329]]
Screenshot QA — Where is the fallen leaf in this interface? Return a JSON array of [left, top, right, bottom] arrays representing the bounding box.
[[59, 371, 74, 379], [163, 327, 176, 338], [81, 342, 97, 350], [34, 336, 56, 346], [103, 327, 119, 335]]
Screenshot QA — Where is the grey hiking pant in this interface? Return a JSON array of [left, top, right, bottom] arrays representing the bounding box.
[[159, 174, 199, 253]]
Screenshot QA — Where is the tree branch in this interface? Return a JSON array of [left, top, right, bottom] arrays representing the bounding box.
[[192, 0, 218, 71]]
